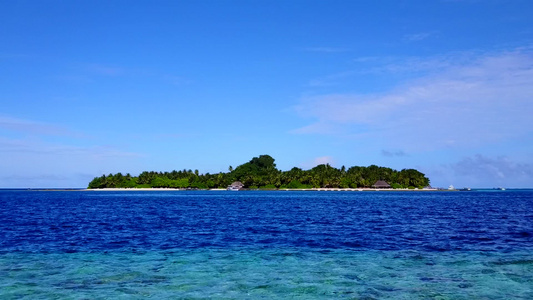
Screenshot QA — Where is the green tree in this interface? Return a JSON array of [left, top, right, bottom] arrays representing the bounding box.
[[87, 154, 430, 190]]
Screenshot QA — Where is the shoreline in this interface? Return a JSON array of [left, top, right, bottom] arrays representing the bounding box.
[[17, 187, 527, 192], [79, 187, 443, 192]]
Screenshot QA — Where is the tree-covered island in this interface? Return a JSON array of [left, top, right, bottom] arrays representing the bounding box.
[[88, 155, 430, 189]]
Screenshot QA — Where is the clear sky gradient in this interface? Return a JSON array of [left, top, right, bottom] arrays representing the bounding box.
[[1, 0, 532, 188]]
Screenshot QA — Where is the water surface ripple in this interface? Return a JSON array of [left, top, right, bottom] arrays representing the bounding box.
[[1, 190, 531, 252], [0, 190, 531, 299]]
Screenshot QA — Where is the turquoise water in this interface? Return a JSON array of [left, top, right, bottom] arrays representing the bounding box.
[[2, 249, 532, 299], [0, 190, 532, 298]]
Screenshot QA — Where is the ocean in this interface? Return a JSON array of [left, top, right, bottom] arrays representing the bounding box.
[[0, 190, 531, 299]]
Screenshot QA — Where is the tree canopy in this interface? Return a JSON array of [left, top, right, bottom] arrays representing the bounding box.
[[88, 154, 430, 189]]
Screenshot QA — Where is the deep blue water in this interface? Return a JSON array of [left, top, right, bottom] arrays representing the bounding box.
[[1, 190, 532, 298], [1, 190, 532, 253]]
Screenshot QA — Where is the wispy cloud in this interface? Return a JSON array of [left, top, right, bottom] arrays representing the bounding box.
[[381, 150, 408, 157], [354, 52, 474, 76], [87, 63, 124, 76], [403, 32, 436, 42], [291, 49, 533, 151], [80, 64, 193, 87], [0, 116, 83, 137], [0, 52, 32, 59], [0, 174, 71, 182], [303, 47, 350, 53], [446, 154, 533, 187], [452, 154, 532, 179], [0, 134, 145, 187], [0, 116, 141, 170], [306, 71, 355, 87], [0, 172, 99, 188], [164, 75, 193, 86], [153, 133, 192, 139], [289, 122, 337, 135], [300, 156, 336, 169], [0, 136, 142, 158]]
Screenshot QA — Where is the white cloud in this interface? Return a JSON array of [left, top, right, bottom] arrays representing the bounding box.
[[445, 154, 533, 188], [356, 52, 476, 76], [306, 71, 356, 87], [289, 122, 337, 135], [403, 32, 436, 42], [303, 47, 350, 53], [0, 52, 31, 59], [165, 75, 193, 86], [0, 115, 144, 187], [0, 116, 83, 137], [300, 156, 336, 169], [381, 150, 408, 157], [0, 137, 144, 188], [87, 63, 124, 76], [0, 136, 142, 158], [313, 156, 335, 166], [291, 49, 533, 151]]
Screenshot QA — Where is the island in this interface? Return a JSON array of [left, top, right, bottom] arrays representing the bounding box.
[[88, 155, 430, 190]]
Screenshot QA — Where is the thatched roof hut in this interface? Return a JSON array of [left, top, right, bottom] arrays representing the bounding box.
[[372, 180, 391, 188], [227, 181, 244, 190]]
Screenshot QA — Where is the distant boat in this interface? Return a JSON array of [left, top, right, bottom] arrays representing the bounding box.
[[459, 187, 471, 191], [497, 187, 506, 191], [448, 185, 455, 190]]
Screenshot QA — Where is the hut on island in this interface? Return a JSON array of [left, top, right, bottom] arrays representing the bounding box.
[[227, 181, 244, 191], [372, 180, 391, 189]]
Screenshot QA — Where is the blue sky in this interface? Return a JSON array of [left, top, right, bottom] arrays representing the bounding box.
[[1, 0, 532, 188]]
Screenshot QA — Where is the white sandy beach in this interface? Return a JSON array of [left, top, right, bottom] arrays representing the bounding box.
[[83, 187, 440, 192]]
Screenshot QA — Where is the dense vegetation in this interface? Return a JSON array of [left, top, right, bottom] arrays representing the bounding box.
[[88, 155, 430, 189]]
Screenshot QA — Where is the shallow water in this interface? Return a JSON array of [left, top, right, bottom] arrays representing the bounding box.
[[0, 190, 532, 298], [2, 249, 532, 299]]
